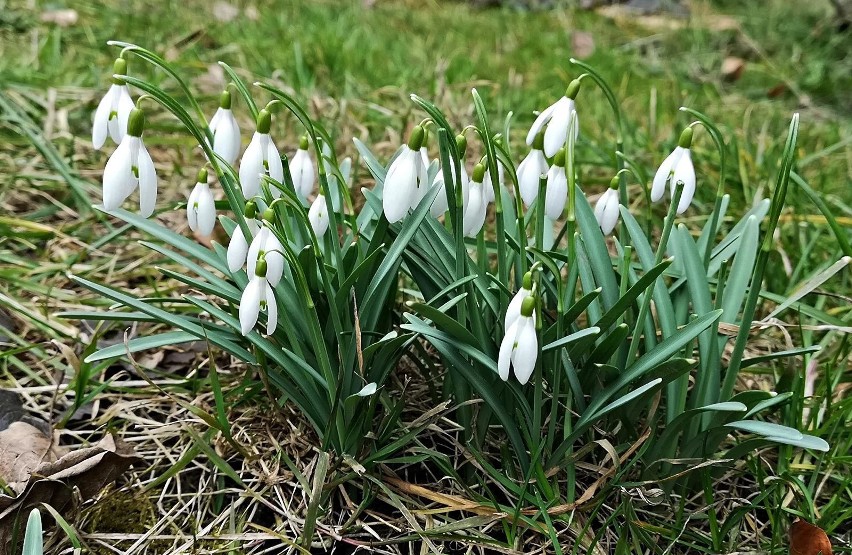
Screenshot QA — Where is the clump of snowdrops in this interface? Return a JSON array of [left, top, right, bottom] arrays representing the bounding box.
[[74, 42, 829, 522]]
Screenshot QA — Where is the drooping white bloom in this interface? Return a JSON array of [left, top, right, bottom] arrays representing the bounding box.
[[102, 108, 157, 217], [430, 162, 469, 218], [482, 162, 504, 204], [651, 148, 696, 215], [227, 213, 260, 272], [92, 58, 134, 150], [247, 223, 284, 287], [239, 271, 278, 336], [525, 80, 581, 157], [208, 91, 241, 165], [517, 141, 549, 208], [420, 146, 430, 170], [289, 136, 315, 198], [505, 276, 532, 332], [544, 150, 568, 220], [308, 194, 329, 238], [187, 169, 216, 237], [239, 109, 284, 199], [382, 126, 428, 223], [463, 181, 487, 237], [498, 296, 538, 385], [594, 187, 620, 235]]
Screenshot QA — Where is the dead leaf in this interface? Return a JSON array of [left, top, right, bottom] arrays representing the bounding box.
[[0, 392, 140, 552], [721, 56, 745, 82], [39, 9, 78, 27], [571, 31, 596, 59], [790, 518, 833, 555]]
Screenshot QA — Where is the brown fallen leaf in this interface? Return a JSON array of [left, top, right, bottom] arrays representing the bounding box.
[[721, 56, 745, 82], [0, 392, 140, 553], [790, 518, 833, 555]]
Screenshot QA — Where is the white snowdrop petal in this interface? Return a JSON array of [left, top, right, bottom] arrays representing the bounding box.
[[383, 149, 417, 223], [504, 287, 530, 331], [497, 323, 517, 382], [239, 277, 263, 335], [115, 86, 135, 141], [463, 181, 485, 237], [512, 318, 538, 385], [545, 166, 568, 220], [672, 149, 696, 215], [525, 101, 557, 146], [137, 141, 157, 218], [264, 283, 278, 335], [239, 133, 265, 198], [652, 147, 682, 203], [227, 224, 252, 272], [102, 136, 135, 211], [187, 185, 201, 232], [92, 86, 114, 150], [543, 97, 573, 158], [196, 185, 217, 237], [309, 194, 329, 237]]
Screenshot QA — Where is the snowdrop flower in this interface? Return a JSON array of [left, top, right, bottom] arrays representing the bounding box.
[[239, 258, 278, 336], [187, 168, 216, 237], [651, 127, 696, 215], [382, 125, 428, 223], [517, 132, 549, 207], [239, 109, 284, 199], [308, 194, 329, 238], [505, 272, 533, 332], [463, 163, 488, 237], [102, 107, 158, 217], [227, 202, 260, 272], [594, 177, 621, 235], [544, 148, 568, 220], [247, 211, 284, 286], [92, 58, 135, 150], [482, 160, 504, 204], [430, 134, 469, 218], [498, 295, 538, 385], [208, 90, 241, 166], [525, 79, 581, 157], [289, 135, 315, 199]]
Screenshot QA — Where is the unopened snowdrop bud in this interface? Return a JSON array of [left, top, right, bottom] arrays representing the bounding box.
[[463, 163, 488, 237], [227, 202, 260, 272], [505, 272, 533, 331], [594, 177, 621, 235], [651, 127, 696, 215], [247, 218, 284, 287], [187, 167, 216, 237], [382, 125, 428, 223], [517, 132, 549, 207], [102, 107, 158, 217], [498, 295, 538, 385], [239, 108, 284, 199], [544, 148, 568, 220], [289, 136, 315, 199], [239, 258, 278, 336], [525, 79, 581, 157], [208, 90, 241, 166], [308, 193, 329, 238], [92, 57, 135, 150]]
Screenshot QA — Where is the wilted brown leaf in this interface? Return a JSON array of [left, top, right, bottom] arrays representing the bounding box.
[[790, 518, 833, 555], [721, 56, 745, 81], [0, 392, 140, 553]]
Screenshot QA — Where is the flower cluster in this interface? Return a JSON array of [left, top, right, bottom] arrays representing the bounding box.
[[93, 59, 698, 383]]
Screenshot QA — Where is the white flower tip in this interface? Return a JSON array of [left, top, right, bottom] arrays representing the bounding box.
[[356, 383, 378, 396]]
